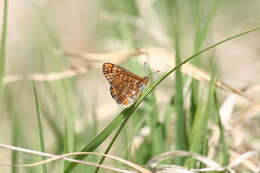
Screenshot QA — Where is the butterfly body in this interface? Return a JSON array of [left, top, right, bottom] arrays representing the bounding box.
[[102, 62, 149, 107]]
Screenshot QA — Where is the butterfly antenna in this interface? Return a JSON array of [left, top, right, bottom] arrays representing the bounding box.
[[142, 51, 159, 78], [144, 62, 159, 80], [150, 70, 160, 78], [144, 62, 148, 76]]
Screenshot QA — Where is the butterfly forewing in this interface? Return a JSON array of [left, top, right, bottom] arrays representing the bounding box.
[[102, 62, 149, 107]]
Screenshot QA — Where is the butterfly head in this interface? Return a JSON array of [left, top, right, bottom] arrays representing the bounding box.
[[143, 76, 149, 84], [141, 76, 149, 88], [138, 76, 149, 92]]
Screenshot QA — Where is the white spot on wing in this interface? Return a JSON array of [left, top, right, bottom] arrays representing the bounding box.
[[120, 98, 135, 108], [139, 83, 146, 91]]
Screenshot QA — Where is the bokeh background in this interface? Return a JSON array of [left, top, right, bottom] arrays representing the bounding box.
[[0, 0, 259, 173]]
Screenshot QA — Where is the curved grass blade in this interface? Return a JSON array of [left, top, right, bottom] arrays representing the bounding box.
[[64, 27, 260, 173]]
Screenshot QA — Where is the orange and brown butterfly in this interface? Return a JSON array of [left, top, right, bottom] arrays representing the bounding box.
[[102, 62, 149, 107]]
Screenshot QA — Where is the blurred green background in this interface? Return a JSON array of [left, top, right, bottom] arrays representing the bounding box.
[[0, 0, 259, 173]]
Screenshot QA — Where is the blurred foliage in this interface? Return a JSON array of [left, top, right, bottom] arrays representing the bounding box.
[[0, 0, 259, 173]]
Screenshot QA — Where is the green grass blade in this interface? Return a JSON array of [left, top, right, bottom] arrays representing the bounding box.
[[147, 96, 163, 156], [64, 87, 76, 154], [11, 120, 19, 173], [64, 105, 137, 172], [172, 1, 189, 156], [5, 91, 19, 173], [174, 58, 189, 162], [39, 100, 64, 154], [93, 111, 133, 173], [146, 68, 162, 156], [64, 27, 260, 172], [94, 71, 161, 173], [188, 59, 218, 169], [188, 72, 217, 168], [190, 0, 219, 123], [0, 0, 8, 94], [4, 89, 34, 172], [214, 93, 230, 166], [32, 82, 47, 173]]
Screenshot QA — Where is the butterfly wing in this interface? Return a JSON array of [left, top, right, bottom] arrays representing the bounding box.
[[102, 62, 148, 85], [103, 62, 149, 107], [110, 85, 125, 105]]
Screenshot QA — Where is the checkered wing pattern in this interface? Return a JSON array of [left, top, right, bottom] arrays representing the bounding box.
[[102, 62, 149, 107]]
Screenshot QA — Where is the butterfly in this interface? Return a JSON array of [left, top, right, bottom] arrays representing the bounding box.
[[102, 62, 149, 107]]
